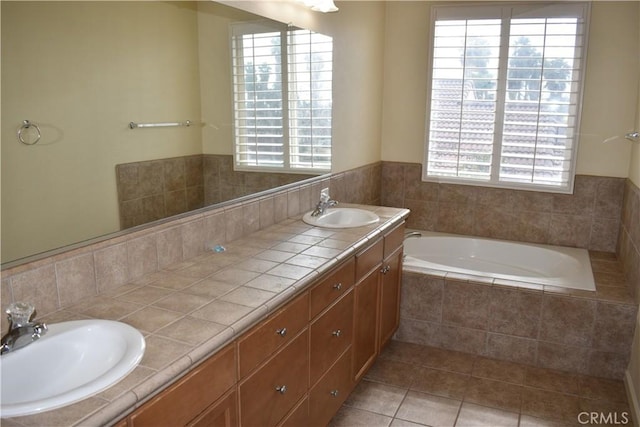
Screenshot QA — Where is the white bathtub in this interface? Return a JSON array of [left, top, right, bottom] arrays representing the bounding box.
[[403, 231, 596, 291]]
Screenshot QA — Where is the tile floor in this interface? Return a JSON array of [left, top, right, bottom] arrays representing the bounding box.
[[330, 341, 634, 427]]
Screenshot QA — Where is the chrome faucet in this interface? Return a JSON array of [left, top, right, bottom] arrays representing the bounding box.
[[404, 231, 422, 240], [311, 188, 338, 217], [1, 302, 47, 355]]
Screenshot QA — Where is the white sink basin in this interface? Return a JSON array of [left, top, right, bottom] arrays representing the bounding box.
[[302, 207, 380, 229], [1, 319, 145, 418]]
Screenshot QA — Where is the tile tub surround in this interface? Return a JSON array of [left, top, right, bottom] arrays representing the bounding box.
[[1, 205, 408, 426], [619, 178, 640, 304], [381, 162, 625, 253], [396, 251, 637, 380]]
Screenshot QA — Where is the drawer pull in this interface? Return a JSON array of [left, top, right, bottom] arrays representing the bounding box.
[[330, 389, 339, 397], [275, 385, 287, 394], [380, 265, 391, 274], [333, 282, 342, 291], [276, 327, 287, 337], [332, 329, 342, 338]]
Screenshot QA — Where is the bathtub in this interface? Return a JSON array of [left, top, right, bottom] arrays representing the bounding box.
[[403, 231, 596, 291]]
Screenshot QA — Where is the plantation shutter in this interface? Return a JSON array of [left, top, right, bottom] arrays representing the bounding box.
[[425, 3, 589, 193], [288, 30, 333, 171], [231, 22, 286, 169], [231, 23, 332, 173]]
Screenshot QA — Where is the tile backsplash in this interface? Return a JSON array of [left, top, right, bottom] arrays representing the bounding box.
[[381, 162, 625, 253], [116, 155, 318, 229]]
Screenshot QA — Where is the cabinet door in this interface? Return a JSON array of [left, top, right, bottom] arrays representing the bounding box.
[[310, 289, 354, 385], [309, 348, 353, 427], [129, 345, 236, 427], [352, 270, 379, 382], [188, 389, 238, 427], [239, 330, 309, 427], [379, 249, 402, 350]]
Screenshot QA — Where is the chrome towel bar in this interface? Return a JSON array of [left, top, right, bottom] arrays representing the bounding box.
[[129, 120, 191, 129]]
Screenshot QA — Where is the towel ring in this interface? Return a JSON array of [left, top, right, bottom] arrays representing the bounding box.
[[17, 120, 41, 145]]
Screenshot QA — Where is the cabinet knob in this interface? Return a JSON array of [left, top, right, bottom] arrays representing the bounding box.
[[332, 329, 342, 337], [276, 327, 287, 337], [380, 265, 391, 274], [333, 282, 342, 291], [330, 389, 339, 397], [275, 385, 287, 394]]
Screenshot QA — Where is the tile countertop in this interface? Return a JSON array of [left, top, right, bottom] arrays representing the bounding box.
[[4, 205, 409, 427]]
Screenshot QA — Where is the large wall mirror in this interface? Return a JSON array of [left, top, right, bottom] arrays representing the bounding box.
[[1, 1, 333, 266]]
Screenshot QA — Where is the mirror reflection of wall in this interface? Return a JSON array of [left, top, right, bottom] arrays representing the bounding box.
[[1, 1, 332, 264]]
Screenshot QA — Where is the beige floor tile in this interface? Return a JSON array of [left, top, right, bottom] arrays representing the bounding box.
[[473, 357, 527, 384], [329, 406, 393, 427], [524, 366, 581, 395], [455, 402, 519, 427], [464, 377, 523, 413], [395, 391, 461, 427], [521, 387, 581, 423], [410, 367, 469, 400], [421, 346, 477, 374], [344, 380, 407, 416], [365, 358, 418, 388]]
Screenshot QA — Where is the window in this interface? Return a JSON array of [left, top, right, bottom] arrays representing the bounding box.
[[231, 22, 333, 173], [424, 3, 590, 193]]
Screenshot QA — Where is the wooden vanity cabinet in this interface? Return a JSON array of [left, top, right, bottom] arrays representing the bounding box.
[[309, 348, 353, 427], [187, 389, 238, 427], [128, 345, 236, 427], [238, 330, 309, 427], [309, 289, 354, 385], [352, 222, 405, 382], [237, 292, 309, 379], [120, 222, 405, 427], [379, 247, 403, 350]]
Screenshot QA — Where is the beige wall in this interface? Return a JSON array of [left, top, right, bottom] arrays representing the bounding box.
[[380, 1, 640, 180], [1, 2, 203, 262]]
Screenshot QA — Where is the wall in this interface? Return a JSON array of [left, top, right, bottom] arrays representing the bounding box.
[[380, 1, 638, 179], [1, 2, 203, 262]]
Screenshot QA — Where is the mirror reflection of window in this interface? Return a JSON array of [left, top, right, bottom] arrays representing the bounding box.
[[231, 22, 333, 173]]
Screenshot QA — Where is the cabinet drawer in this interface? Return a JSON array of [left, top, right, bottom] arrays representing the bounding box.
[[356, 239, 383, 279], [309, 289, 354, 385], [187, 389, 238, 427], [238, 292, 309, 378], [309, 257, 355, 319], [239, 330, 309, 427], [277, 396, 308, 427], [130, 345, 236, 427], [309, 348, 353, 427], [383, 222, 405, 259]]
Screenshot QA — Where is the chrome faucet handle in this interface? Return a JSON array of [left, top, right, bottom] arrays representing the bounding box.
[[6, 302, 35, 328]]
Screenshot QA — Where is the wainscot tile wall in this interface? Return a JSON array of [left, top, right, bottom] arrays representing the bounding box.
[[381, 162, 625, 253], [0, 162, 381, 334], [619, 178, 640, 304], [116, 155, 318, 229]]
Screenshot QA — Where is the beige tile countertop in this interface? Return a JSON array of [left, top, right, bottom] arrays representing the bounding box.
[[3, 204, 409, 427]]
